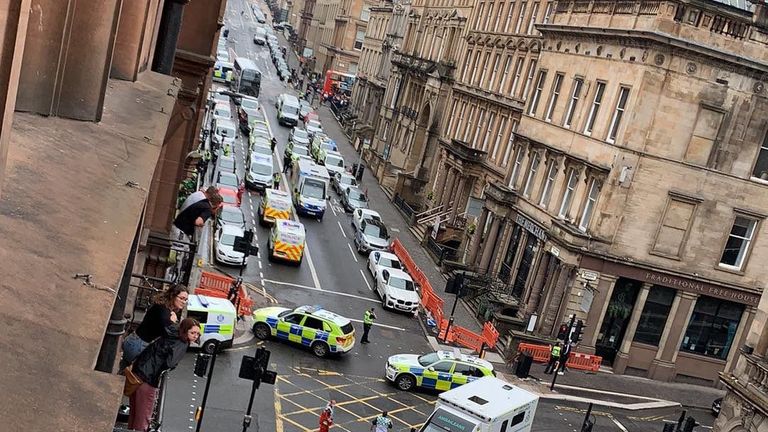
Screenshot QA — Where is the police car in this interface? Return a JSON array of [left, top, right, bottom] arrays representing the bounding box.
[[385, 350, 494, 391], [252, 305, 355, 357]]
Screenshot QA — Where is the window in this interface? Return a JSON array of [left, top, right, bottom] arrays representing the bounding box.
[[470, 51, 482, 84], [348, 62, 358, 75], [461, 49, 473, 82], [719, 216, 758, 270], [303, 317, 325, 330], [543, 2, 553, 23], [685, 106, 724, 166], [485, 112, 496, 153], [544, 73, 564, 122], [652, 197, 697, 257], [389, 76, 401, 108], [501, 118, 517, 166], [446, 99, 459, 135], [521, 59, 537, 101], [360, 5, 370, 21], [584, 81, 606, 135], [284, 313, 304, 324], [473, 110, 486, 147], [464, 105, 476, 141], [515, 2, 527, 34], [504, 1, 515, 32], [527, 2, 539, 34], [475, 2, 485, 28], [483, 2, 493, 30], [753, 132, 768, 180], [432, 361, 454, 372], [495, 2, 505, 32], [558, 168, 577, 218], [509, 57, 524, 96], [539, 160, 558, 207], [499, 55, 512, 92], [522, 152, 540, 196], [454, 102, 467, 136], [497, 117, 509, 163], [607, 86, 630, 143], [563, 78, 583, 128], [527, 70, 547, 115], [489, 54, 501, 88], [681, 296, 744, 359], [509, 146, 525, 188], [511, 412, 526, 427], [634, 286, 676, 346], [381, 121, 389, 141], [479, 52, 491, 86], [354, 27, 365, 50], [578, 178, 600, 231]]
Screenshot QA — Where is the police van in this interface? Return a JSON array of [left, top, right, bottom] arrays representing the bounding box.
[[186, 294, 237, 354], [268, 219, 306, 264], [419, 376, 538, 432]]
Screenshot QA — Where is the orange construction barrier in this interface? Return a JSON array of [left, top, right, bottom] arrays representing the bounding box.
[[451, 326, 484, 351], [517, 343, 551, 362], [199, 271, 234, 292], [196, 271, 255, 316], [482, 322, 500, 349], [516, 342, 603, 371]]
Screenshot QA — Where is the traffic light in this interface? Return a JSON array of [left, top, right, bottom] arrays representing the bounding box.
[[682, 417, 698, 432], [238, 346, 276, 388], [194, 353, 211, 377], [445, 273, 465, 296], [571, 320, 585, 343], [557, 324, 568, 341], [662, 424, 675, 432], [580, 419, 593, 432]]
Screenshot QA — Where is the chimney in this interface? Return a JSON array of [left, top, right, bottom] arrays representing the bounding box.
[[750, 0, 768, 30]]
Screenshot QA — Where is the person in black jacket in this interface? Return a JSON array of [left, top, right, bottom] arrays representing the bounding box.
[[128, 318, 200, 431]]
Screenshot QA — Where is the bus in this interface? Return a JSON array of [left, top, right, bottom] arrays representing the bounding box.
[[232, 57, 262, 97], [321, 70, 356, 99]]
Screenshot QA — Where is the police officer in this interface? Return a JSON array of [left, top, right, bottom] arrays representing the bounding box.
[[544, 341, 562, 374], [370, 411, 392, 432], [273, 173, 281, 190], [361, 307, 376, 344], [283, 151, 292, 174]]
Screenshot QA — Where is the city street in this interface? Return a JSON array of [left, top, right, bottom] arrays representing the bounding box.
[[161, 1, 718, 432]]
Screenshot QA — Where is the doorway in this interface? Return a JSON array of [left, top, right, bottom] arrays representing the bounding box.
[[595, 277, 641, 365]]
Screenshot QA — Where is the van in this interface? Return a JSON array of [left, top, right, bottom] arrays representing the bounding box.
[[290, 158, 331, 220], [259, 189, 292, 225], [268, 219, 306, 264], [232, 57, 261, 97], [276, 93, 301, 127], [186, 294, 237, 354], [213, 61, 234, 83]]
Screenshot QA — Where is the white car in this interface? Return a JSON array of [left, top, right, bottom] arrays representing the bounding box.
[[306, 119, 323, 136], [368, 251, 403, 277], [211, 102, 232, 124], [323, 151, 346, 177], [352, 208, 381, 232], [353, 218, 389, 255], [374, 268, 419, 312], [215, 225, 247, 266], [217, 49, 230, 63]]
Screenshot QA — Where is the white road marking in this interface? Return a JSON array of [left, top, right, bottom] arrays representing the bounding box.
[[360, 269, 372, 291], [329, 201, 338, 216], [258, 261, 262, 269], [347, 318, 405, 331], [263, 279, 379, 303], [347, 243, 359, 262], [611, 418, 629, 432], [259, 271, 264, 279], [337, 220, 347, 238]]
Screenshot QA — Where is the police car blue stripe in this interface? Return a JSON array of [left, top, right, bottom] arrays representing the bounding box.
[[276, 330, 289, 339], [421, 377, 437, 388], [204, 325, 220, 334]]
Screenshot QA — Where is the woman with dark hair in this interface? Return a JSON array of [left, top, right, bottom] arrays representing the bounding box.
[[120, 285, 189, 370], [127, 318, 200, 431]]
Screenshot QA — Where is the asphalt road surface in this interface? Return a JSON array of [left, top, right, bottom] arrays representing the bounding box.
[[160, 1, 719, 431]]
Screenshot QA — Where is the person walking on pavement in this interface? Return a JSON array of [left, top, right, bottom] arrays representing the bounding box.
[[283, 152, 292, 174], [271, 137, 278, 153], [544, 341, 562, 374], [127, 318, 201, 431], [361, 307, 376, 344], [318, 400, 335, 432], [371, 411, 393, 432]]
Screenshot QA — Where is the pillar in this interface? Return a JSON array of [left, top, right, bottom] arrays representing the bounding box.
[[440, 166, 458, 208], [17, 0, 122, 121], [467, 207, 490, 266], [111, 0, 160, 81], [478, 215, 501, 271], [153, 0, 191, 75], [431, 156, 448, 207], [648, 292, 698, 381], [613, 283, 652, 374], [450, 174, 468, 220], [0, 0, 30, 199], [581, 274, 618, 354], [724, 306, 755, 373], [488, 219, 508, 274]]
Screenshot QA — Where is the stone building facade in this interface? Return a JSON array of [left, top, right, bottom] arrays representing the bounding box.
[[464, 0, 768, 385], [305, 0, 376, 75]]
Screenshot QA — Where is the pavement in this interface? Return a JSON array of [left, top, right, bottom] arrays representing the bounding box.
[[155, 1, 723, 431]]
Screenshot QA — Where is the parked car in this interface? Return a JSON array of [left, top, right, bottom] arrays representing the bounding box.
[[215, 225, 247, 266], [352, 208, 381, 232], [217, 205, 246, 230], [341, 186, 368, 212], [368, 251, 403, 277], [289, 127, 311, 146], [305, 119, 323, 137], [385, 351, 494, 391], [216, 171, 240, 192], [353, 218, 389, 254], [374, 268, 418, 312], [332, 172, 358, 194], [217, 187, 241, 207]]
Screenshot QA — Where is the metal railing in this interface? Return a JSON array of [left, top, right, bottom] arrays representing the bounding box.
[[393, 194, 417, 222], [414, 200, 454, 225], [426, 236, 459, 265]]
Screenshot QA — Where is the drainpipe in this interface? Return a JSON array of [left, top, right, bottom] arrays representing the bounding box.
[[152, 0, 191, 75]]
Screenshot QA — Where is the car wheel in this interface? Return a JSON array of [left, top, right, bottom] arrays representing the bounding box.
[[202, 340, 219, 355], [395, 374, 416, 391], [311, 341, 330, 357], [252, 323, 271, 340]]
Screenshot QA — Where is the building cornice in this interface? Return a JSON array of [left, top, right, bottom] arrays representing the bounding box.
[[538, 24, 768, 75]]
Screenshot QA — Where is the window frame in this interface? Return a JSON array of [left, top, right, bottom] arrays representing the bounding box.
[[485, 112, 497, 154], [583, 81, 606, 136], [515, 2, 528, 34], [509, 56, 525, 97], [718, 214, 759, 271], [578, 177, 600, 231], [522, 151, 541, 197], [606, 86, 631, 144], [521, 59, 537, 101], [527, 1, 540, 35], [509, 143, 525, 188], [354, 27, 366, 50], [750, 129, 768, 182], [558, 168, 578, 219], [489, 53, 502, 89], [500, 118, 515, 166], [499, 55, 513, 93], [527, 70, 548, 116], [563, 78, 584, 129], [539, 159, 559, 208], [544, 73, 564, 122]]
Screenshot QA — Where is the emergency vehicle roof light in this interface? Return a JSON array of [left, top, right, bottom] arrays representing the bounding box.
[[197, 295, 210, 308]]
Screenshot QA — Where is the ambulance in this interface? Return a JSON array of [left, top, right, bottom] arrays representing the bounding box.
[[259, 189, 293, 226], [268, 219, 306, 264], [186, 294, 237, 354], [418, 376, 538, 432]]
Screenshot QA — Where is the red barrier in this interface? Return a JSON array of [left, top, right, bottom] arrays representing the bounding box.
[[482, 322, 500, 349], [451, 326, 484, 351], [515, 342, 603, 371], [200, 271, 233, 292], [196, 271, 255, 316]]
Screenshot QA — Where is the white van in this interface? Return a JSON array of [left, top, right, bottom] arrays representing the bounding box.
[[211, 102, 232, 125], [212, 118, 237, 148], [276, 93, 301, 127], [186, 294, 237, 354], [419, 377, 539, 432]]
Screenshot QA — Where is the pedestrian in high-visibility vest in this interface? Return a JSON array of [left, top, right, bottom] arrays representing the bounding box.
[[361, 307, 376, 344], [544, 341, 562, 374]]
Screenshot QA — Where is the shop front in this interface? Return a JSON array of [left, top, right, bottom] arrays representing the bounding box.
[[579, 256, 761, 384]]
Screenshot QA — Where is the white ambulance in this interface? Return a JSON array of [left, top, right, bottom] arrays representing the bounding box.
[[418, 376, 538, 432]]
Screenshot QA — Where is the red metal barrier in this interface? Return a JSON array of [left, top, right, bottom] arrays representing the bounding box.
[[451, 326, 484, 352], [196, 271, 255, 316], [482, 322, 500, 349], [200, 271, 233, 292], [516, 343, 603, 371]]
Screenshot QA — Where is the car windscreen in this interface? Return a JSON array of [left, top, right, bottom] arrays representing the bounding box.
[[221, 208, 244, 224], [216, 126, 235, 137], [326, 155, 344, 168], [220, 233, 237, 246], [221, 193, 237, 205], [282, 102, 299, 116], [250, 162, 272, 176], [302, 179, 326, 199], [321, 142, 336, 151], [293, 129, 309, 140], [389, 276, 415, 291], [363, 223, 383, 238], [349, 189, 367, 202], [293, 146, 309, 156], [308, 120, 321, 129], [252, 146, 272, 156], [418, 353, 439, 366], [218, 173, 238, 187], [422, 408, 478, 432], [380, 257, 402, 270], [270, 196, 291, 210], [241, 98, 259, 110], [242, 69, 260, 81], [340, 176, 356, 187], [219, 158, 235, 171]]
